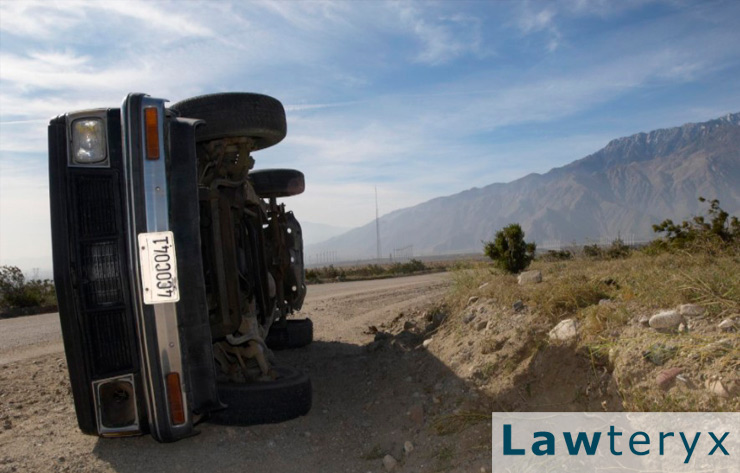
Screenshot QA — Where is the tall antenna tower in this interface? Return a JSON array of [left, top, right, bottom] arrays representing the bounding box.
[[375, 186, 381, 260]]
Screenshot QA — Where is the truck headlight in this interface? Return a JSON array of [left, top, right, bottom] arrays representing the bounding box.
[[71, 118, 107, 164]]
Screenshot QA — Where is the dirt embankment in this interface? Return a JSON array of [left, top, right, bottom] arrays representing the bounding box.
[[0, 273, 497, 473]]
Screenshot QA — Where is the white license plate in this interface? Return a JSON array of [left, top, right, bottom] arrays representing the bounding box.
[[138, 231, 180, 305]]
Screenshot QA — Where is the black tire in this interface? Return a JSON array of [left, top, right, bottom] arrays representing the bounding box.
[[249, 168, 305, 198], [170, 93, 286, 151], [265, 318, 313, 350], [209, 366, 311, 426]]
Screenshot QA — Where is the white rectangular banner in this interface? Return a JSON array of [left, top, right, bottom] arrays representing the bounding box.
[[492, 412, 738, 472]]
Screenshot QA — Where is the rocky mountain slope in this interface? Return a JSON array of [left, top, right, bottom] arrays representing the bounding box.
[[308, 113, 740, 259]]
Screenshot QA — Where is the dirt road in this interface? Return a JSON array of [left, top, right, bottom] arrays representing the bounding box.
[[0, 273, 492, 473]]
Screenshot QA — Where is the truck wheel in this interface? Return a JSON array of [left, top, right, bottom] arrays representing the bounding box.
[[209, 366, 311, 425], [170, 93, 286, 151], [265, 318, 313, 350], [249, 169, 305, 198]]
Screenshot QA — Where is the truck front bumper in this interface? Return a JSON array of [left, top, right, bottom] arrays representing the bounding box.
[[49, 93, 220, 442]]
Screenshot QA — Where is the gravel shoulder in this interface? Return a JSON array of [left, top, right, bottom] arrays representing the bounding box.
[[0, 272, 493, 473]]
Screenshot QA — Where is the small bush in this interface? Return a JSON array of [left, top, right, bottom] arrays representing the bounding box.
[[583, 244, 602, 258], [0, 266, 56, 310], [305, 258, 431, 283], [651, 197, 739, 252], [541, 249, 573, 261], [483, 223, 536, 274], [582, 239, 631, 260], [605, 238, 631, 259]]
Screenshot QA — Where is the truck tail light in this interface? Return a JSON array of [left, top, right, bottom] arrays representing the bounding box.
[[144, 107, 160, 160], [166, 372, 186, 425]]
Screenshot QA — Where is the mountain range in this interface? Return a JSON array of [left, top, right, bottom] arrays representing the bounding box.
[[307, 112, 740, 260]]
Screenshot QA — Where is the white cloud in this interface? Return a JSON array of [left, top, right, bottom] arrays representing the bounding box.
[[89, 0, 214, 38], [394, 4, 486, 65], [519, 7, 556, 33], [0, 0, 212, 40], [517, 4, 562, 51]]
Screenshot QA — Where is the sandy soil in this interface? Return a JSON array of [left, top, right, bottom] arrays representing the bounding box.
[[0, 273, 494, 473]]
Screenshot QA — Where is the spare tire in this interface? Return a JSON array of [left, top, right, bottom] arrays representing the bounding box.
[[170, 93, 286, 151], [208, 366, 311, 425], [249, 169, 305, 198]]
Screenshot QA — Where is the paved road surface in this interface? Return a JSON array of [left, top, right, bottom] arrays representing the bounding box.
[[0, 272, 449, 365]]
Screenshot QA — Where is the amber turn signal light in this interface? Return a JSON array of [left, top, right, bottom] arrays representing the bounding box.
[[165, 372, 186, 426], [144, 107, 160, 160]]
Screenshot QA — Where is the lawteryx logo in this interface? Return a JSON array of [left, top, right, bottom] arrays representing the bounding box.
[[492, 413, 739, 473]]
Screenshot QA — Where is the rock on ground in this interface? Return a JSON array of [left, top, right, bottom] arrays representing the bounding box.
[[517, 270, 542, 285], [649, 310, 683, 330], [656, 367, 682, 390], [678, 304, 704, 317], [408, 404, 424, 425], [706, 379, 730, 398], [549, 319, 577, 343], [718, 319, 736, 332], [403, 441, 414, 454], [383, 454, 398, 471]]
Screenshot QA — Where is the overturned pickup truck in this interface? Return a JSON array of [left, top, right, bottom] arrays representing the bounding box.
[[48, 92, 312, 442]]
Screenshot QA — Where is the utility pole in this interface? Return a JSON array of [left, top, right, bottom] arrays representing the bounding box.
[[375, 186, 381, 260]]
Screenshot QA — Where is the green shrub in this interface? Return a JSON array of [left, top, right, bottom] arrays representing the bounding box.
[[605, 238, 631, 259], [0, 266, 56, 309], [395, 259, 426, 274], [483, 223, 536, 274], [652, 197, 739, 252], [541, 249, 573, 261], [583, 239, 630, 260], [583, 244, 602, 258]]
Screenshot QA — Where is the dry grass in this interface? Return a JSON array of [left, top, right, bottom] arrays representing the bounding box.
[[444, 248, 739, 412], [459, 251, 739, 324], [432, 410, 491, 436]]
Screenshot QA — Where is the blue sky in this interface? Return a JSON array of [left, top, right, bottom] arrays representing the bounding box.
[[1, 0, 739, 273]]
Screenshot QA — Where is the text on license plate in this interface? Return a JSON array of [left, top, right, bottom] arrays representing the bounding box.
[[138, 231, 180, 305]]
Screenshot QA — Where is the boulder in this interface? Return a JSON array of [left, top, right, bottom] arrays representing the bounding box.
[[549, 319, 577, 343], [517, 270, 542, 285], [649, 310, 683, 330]]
